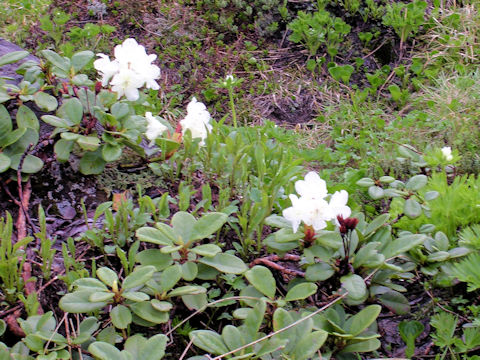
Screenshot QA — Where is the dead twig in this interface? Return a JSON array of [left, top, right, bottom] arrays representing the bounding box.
[[250, 254, 305, 277]]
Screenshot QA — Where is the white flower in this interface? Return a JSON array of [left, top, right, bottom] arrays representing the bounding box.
[[94, 38, 160, 100], [294, 171, 328, 200], [441, 146, 453, 161], [145, 112, 168, 144], [282, 194, 332, 233], [281, 171, 351, 234], [328, 190, 351, 224], [93, 54, 119, 86], [180, 97, 212, 146], [109, 68, 144, 101]]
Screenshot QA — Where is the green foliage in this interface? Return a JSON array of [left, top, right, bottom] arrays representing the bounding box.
[[399, 320, 424, 358], [0, 212, 32, 304], [185, 0, 288, 37], [452, 252, 480, 292], [382, 0, 428, 44], [312, 304, 381, 356], [431, 312, 480, 358], [288, 9, 351, 57], [34, 205, 56, 280]]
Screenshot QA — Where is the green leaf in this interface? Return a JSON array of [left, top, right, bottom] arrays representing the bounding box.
[[122, 291, 149, 302], [3, 127, 38, 155], [404, 198, 422, 219], [305, 262, 335, 282], [34, 92, 58, 112], [168, 285, 206, 297], [399, 320, 424, 358], [41, 50, 70, 72], [181, 261, 198, 281], [88, 342, 124, 360], [0, 51, 29, 67], [0, 105, 12, 136], [41, 115, 72, 127], [59, 291, 107, 313], [159, 264, 182, 292], [16, 105, 39, 131], [0, 153, 11, 173], [102, 143, 122, 162], [57, 98, 83, 125], [89, 291, 115, 302], [405, 174, 428, 191], [111, 305, 132, 329], [151, 300, 172, 312], [138, 334, 168, 360], [245, 265, 276, 299], [129, 302, 169, 324], [71, 50, 94, 72], [54, 139, 73, 162], [382, 234, 426, 258], [378, 290, 410, 315], [190, 330, 229, 355], [79, 149, 106, 175], [328, 65, 354, 84], [356, 177, 375, 187], [345, 305, 381, 336], [136, 227, 173, 246], [199, 253, 247, 274], [340, 338, 381, 353], [0, 127, 25, 150], [122, 266, 156, 290], [427, 251, 450, 262], [76, 135, 101, 151], [191, 212, 228, 241], [272, 308, 296, 353], [222, 325, 245, 353], [190, 244, 222, 258], [0, 89, 11, 103], [171, 211, 196, 243], [368, 185, 384, 199], [292, 330, 328, 360], [9, 154, 43, 173], [73, 278, 108, 292], [0, 319, 6, 336], [285, 282, 317, 301], [97, 267, 119, 287], [136, 249, 173, 271], [340, 274, 366, 300], [182, 292, 208, 310]]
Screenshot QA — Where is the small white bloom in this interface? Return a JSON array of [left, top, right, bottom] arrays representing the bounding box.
[[180, 97, 212, 146], [282, 171, 352, 234], [145, 112, 168, 144], [328, 190, 351, 224], [441, 146, 453, 161], [109, 68, 144, 101], [93, 53, 119, 86], [282, 194, 332, 233], [295, 171, 328, 200]]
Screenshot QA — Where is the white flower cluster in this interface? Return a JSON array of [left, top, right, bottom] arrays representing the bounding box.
[[180, 97, 212, 146], [282, 172, 351, 233], [94, 38, 160, 101], [441, 146, 453, 161]]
